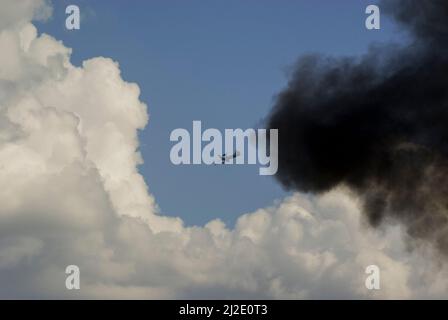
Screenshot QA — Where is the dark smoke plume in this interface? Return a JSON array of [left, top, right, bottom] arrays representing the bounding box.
[[267, 0, 448, 254]]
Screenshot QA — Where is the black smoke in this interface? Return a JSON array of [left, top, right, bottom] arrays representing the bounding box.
[[267, 0, 448, 254]]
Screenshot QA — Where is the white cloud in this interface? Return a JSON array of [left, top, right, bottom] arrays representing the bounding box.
[[0, 0, 447, 299], [0, 0, 51, 31]]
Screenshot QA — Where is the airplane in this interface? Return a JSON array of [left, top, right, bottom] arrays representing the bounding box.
[[218, 151, 240, 164]]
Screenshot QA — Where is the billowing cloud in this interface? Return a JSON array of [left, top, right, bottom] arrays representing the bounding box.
[[0, 0, 447, 299], [0, 0, 51, 30], [267, 0, 448, 256]]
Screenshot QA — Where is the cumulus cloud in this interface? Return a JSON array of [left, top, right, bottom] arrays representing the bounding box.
[[0, 0, 447, 299], [0, 0, 51, 30]]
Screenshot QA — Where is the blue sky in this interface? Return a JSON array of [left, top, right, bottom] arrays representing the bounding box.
[[36, 0, 406, 226]]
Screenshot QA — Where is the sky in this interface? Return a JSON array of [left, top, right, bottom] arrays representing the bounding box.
[[3, 0, 448, 299], [36, 0, 406, 226]]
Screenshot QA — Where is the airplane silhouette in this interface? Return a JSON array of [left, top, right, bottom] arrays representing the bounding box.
[[218, 151, 240, 164]]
